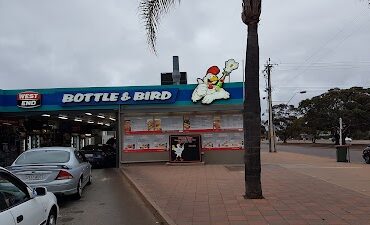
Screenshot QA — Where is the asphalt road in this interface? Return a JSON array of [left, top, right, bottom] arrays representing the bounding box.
[[263, 143, 366, 164], [57, 168, 162, 225]]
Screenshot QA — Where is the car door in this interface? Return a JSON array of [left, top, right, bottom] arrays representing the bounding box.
[[0, 210, 15, 225], [80, 153, 91, 184], [0, 175, 15, 225], [0, 171, 45, 225], [75, 151, 90, 185]]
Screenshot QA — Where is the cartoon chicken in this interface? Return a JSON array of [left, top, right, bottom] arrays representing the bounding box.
[[192, 59, 239, 104], [172, 143, 185, 161]]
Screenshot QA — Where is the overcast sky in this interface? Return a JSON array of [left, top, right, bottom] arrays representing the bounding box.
[[0, 0, 369, 110]]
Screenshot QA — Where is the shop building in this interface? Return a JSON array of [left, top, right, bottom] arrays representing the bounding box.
[[0, 81, 244, 166]]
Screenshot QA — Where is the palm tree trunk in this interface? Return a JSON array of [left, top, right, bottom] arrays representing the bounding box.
[[244, 22, 263, 199]]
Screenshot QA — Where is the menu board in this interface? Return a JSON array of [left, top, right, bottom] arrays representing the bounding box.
[[213, 115, 221, 129], [123, 134, 168, 151], [220, 114, 243, 129], [184, 114, 214, 130], [123, 136, 136, 150], [202, 133, 215, 148], [124, 120, 132, 132], [202, 132, 244, 149], [136, 135, 151, 149], [147, 118, 162, 131], [125, 114, 242, 133], [183, 115, 191, 130], [214, 133, 228, 148], [223, 132, 243, 148], [156, 116, 183, 131], [124, 116, 154, 132], [152, 134, 168, 149]]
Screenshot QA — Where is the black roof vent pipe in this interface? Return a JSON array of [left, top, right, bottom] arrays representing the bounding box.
[[172, 56, 180, 85]]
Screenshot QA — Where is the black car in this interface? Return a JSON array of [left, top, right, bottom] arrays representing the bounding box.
[[80, 144, 116, 168], [363, 145, 370, 164]]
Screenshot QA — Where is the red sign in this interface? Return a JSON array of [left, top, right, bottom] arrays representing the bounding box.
[[17, 91, 42, 108]]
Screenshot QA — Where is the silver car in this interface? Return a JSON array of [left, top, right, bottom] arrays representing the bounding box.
[[7, 147, 92, 199]]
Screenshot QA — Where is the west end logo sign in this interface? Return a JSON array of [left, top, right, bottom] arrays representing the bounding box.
[[60, 89, 178, 106], [17, 91, 42, 108]]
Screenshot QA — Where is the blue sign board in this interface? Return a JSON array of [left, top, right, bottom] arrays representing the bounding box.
[[0, 83, 243, 112], [59, 88, 178, 106]]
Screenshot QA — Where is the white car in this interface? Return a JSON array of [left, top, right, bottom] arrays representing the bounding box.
[[0, 167, 59, 225]]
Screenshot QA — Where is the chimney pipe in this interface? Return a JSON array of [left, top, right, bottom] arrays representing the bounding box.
[[172, 56, 181, 85]]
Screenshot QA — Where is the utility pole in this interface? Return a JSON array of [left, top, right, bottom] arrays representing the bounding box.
[[339, 117, 343, 146], [265, 58, 276, 153]]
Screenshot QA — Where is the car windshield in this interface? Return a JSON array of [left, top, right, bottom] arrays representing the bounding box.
[[15, 150, 70, 165]]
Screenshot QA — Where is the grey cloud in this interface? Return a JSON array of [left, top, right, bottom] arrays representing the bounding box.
[[0, 0, 369, 112]]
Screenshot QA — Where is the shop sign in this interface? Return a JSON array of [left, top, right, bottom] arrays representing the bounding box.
[[17, 91, 42, 108], [192, 59, 239, 104], [61, 89, 178, 106]]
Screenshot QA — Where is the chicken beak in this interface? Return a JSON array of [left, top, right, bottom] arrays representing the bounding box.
[[210, 75, 219, 84]]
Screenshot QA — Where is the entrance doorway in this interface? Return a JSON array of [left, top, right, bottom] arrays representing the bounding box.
[[0, 110, 119, 167]]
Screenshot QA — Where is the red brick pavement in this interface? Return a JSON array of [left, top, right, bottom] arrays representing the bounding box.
[[122, 163, 370, 225]]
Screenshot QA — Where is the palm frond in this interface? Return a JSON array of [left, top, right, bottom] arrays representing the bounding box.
[[241, 0, 261, 25], [139, 0, 180, 53]]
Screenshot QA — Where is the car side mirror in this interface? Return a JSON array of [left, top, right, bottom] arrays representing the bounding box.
[[34, 187, 47, 196]]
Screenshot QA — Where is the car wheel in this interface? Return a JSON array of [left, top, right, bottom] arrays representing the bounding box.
[[74, 177, 83, 199], [87, 175, 92, 185], [365, 155, 370, 164], [47, 209, 57, 225]]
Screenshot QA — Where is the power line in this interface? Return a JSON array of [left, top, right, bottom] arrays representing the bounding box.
[[275, 61, 370, 72], [275, 85, 370, 89], [278, 9, 370, 80], [279, 61, 370, 65], [275, 67, 369, 72]]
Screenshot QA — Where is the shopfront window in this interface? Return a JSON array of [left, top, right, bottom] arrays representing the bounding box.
[[122, 112, 244, 153]]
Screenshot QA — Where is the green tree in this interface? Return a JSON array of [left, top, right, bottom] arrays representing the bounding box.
[[272, 104, 301, 143], [139, 0, 263, 198], [299, 87, 370, 144]]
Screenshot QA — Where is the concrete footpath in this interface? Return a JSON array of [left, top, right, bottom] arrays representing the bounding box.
[[121, 150, 370, 225]]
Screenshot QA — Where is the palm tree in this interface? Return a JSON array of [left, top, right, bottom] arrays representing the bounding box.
[[241, 0, 263, 199], [139, 0, 263, 199]]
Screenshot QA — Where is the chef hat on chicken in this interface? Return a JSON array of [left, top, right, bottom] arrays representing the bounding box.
[[206, 66, 220, 76]]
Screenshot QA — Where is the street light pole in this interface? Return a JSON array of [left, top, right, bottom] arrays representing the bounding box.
[[286, 91, 307, 105], [268, 90, 306, 150]]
